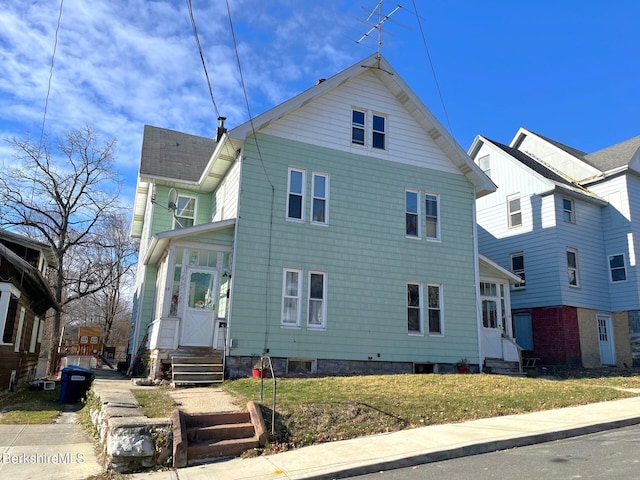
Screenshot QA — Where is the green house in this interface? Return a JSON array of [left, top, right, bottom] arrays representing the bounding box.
[[129, 54, 496, 380]]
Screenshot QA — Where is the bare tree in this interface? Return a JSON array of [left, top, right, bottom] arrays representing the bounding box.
[[0, 126, 122, 375]]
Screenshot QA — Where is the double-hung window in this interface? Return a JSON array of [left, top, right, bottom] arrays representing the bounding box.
[[174, 195, 196, 229], [287, 168, 306, 221], [511, 252, 525, 289], [478, 155, 491, 177], [352, 110, 365, 145], [609, 254, 627, 282], [0, 284, 19, 345], [308, 272, 326, 328], [507, 194, 522, 228], [425, 193, 440, 240], [311, 173, 329, 224], [372, 114, 385, 150], [562, 198, 575, 223], [282, 269, 302, 327], [407, 283, 422, 334], [405, 190, 419, 237], [567, 247, 580, 287], [427, 284, 443, 335]]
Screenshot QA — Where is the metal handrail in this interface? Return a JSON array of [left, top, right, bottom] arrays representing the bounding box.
[[258, 355, 276, 436]]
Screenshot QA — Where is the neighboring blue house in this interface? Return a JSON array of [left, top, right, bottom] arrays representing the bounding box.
[[470, 128, 640, 367], [128, 54, 499, 381]]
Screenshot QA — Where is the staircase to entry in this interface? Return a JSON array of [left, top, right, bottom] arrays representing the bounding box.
[[172, 402, 268, 467], [484, 357, 524, 376], [171, 352, 224, 386]]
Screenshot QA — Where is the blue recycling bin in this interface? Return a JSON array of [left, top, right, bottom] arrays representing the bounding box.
[[59, 365, 94, 403]]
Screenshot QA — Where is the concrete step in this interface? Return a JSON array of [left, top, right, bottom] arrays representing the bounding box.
[[187, 422, 255, 442], [171, 354, 224, 386], [187, 437, 260, 462]]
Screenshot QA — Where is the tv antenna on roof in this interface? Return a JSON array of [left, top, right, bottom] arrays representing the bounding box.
[[356, 1, 402, 73]]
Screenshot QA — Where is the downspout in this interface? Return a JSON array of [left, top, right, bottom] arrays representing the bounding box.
[[226, 147, 243, 361], [472, 198, 485, 372]]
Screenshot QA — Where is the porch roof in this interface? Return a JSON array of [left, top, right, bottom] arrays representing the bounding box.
[[479, 254, 523, 284], [143, 219, 236, 265]]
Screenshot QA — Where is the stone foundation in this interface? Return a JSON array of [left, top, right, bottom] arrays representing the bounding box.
[[88, 384, 172, 472]]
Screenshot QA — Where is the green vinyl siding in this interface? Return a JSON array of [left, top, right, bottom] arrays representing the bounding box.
[[230, 133, 478, 364], [146, 185, 212, 239]]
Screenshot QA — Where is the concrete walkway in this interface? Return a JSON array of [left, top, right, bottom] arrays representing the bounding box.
[[127, 395, 640, 480]]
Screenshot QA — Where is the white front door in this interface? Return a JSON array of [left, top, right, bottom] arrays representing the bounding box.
[[180, 268, 217, 347], [480, 282, 504, 359], [597, 313, 616, 366]]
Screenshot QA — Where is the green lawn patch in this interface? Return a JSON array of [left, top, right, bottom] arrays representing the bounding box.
[[0, 385, 64, 424], [131, 388, 179, 418], [224, 372, 640, 452]]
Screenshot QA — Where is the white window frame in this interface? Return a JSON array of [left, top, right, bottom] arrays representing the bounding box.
[[425, 193, 440, 241], [507, 193, 522, 228], [567, 247, 580, 288], [281, 269, 302, 327], [286, 167, 306, 222], [427, 283, 443, 336], [311, 172, 329, 225], [510, 252, 526, 289], [405, 189, 420, 238], [562, 197, 575, 223], [478, 155, 491, 177], [174, 194, 197, 229], [0, 284, 18, 345], [351, 109, 366, 146], [307, 271, 327, 329], [608, 253, 627, 283], [14, 306, 25, 352], [29, 316, 39, 353], [407, 282, 423, 335], [372, 113, 386, 150]]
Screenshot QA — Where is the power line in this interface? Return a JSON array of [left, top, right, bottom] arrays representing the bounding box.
[[225, 0, 275, 354], [38, 0, 64, 157], [185, 0, 220, 120], [410, 0, 454, 136]]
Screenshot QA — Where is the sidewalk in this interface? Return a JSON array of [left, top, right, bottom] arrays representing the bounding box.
[[128, 395, 640, 480]]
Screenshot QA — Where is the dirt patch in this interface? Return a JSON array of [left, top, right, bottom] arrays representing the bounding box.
[[167, 386, 242, 414]]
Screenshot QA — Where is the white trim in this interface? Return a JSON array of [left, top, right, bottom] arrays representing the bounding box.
[[286, 167, 306, 222], [608, 253, 628, 283], [0, 283, 16, 345], [311, 172, 329, 225], [427, 283, 444, 336], [173, 194, 198, 229], [281, 268, 302, 328], [307, 271, 327, 330], [14, 306, 25, 352], [425, 192, 441, 241], [407, 282, 424, 336], [29, 316, 39, 353], [405, 189, 421, 238], [567, 247, 580, 288]]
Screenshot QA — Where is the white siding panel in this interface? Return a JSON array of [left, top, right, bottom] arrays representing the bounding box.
[[260, 69, 459, 175], [212, 160, 240, 222]]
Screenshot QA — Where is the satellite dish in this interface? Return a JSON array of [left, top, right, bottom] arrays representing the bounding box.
[[167, 188, 178, 212]]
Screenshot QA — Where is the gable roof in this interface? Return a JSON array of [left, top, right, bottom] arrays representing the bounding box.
[[0, 242, 58, 313], [139, 125, 218, 183], [527, 131, 588, 160], [229, 53, 495, 198], [0, 228, 58, 269], [485, 138, 574, 187], [583, 135, 640, 172]]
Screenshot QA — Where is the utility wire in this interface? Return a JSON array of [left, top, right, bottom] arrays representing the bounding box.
[[38, 0, 64, 158], [225, 0, 275, 354], [410, 0, 454, 136], [186, 0, 220, 120]]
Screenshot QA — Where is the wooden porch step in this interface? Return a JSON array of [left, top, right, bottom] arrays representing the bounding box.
[[171, 354, 224, 386]]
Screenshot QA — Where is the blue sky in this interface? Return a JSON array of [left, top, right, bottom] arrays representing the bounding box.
[[1, 1, 638, 205]]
